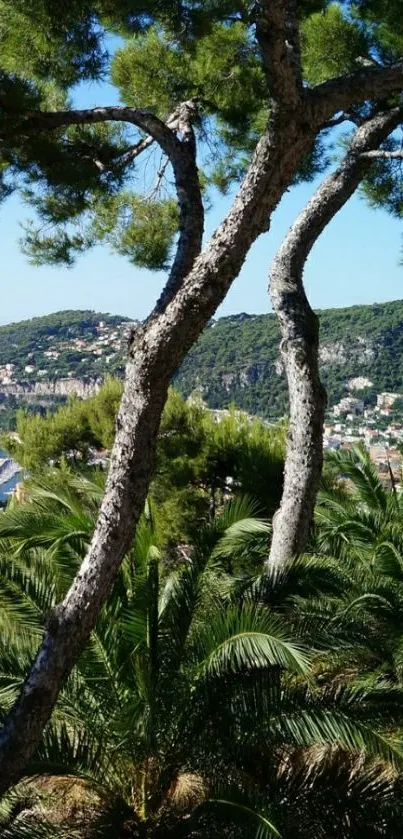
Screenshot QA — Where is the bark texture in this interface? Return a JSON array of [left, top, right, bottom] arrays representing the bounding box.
[[267, 106, 403, 572], [254, 0, 302, 105], [1, 2, 403, 789]]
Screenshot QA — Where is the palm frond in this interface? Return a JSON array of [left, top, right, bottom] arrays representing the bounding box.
[[192, 605, 311, 680], [213, 517, 271, 566], [269, 708, 402, 767], [325, 446, 389, 512], [374, 541, 403, 581]]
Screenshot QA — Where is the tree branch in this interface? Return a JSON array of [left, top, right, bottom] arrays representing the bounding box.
[[13, 59, 403, 160], [18, 101, 205, 308], [145, 155, 170, 199], [155, 100, 203, 309], [267, 105, 403, 572], [19, 104, 195, 166], [108, 100, 201, 173], [309, 61, 403, 126], [361, 149, 403, 160], [321, 113, 350, 131], [254, 0, 302, 107], [110, 134, 156, 172]]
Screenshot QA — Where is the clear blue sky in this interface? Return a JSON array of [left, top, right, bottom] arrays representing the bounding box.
[[1, 76, 402, 326]]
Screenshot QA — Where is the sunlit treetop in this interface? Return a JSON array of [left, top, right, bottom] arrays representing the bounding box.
[[0, 0, 402, 270]]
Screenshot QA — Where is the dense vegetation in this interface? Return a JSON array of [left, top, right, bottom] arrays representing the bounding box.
[[2, 445, 403, 836], [2, 386, 286, 548], [3, 299, 403, 427], [3, 377, 124, 468]]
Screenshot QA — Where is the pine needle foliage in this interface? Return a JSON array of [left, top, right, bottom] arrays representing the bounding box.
[[1, 0, 402, 266]]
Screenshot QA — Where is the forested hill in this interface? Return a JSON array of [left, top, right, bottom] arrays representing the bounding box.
[[174, 299, 403, 418], [2, 301, 403, 418]]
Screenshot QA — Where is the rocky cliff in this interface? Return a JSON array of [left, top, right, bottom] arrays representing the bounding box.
[[0, 378, 101, 399]]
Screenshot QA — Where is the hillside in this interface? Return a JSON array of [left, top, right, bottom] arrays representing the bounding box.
[[2, 300, 403, 422], [0, 310, 132, 384], [175, 299, 403, 418]]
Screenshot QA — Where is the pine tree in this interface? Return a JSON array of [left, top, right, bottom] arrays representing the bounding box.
[[1, 0, 403, 791]]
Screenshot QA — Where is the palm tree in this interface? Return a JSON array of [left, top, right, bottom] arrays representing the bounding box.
[[216, 493, 403, 838], [0, 469, 402, 838], [316, 444, 403, 560], [0, 475, 296, 837], [314, 446, 403, 683]]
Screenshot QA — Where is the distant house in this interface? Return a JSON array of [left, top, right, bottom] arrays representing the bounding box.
[[333, 397, 364, 417], [347, 377, 373, 391], [377, 392, 402, 409]]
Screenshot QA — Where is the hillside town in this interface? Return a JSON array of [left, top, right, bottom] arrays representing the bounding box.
[[324, 379, 403, 487], [0, 318, 137, 386]]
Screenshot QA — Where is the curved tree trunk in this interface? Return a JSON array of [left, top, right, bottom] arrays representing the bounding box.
[[267, 106, 403, 572], [0, 109, 316, 794], [268, 277, 326, 571]]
